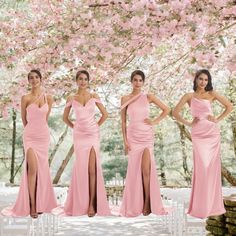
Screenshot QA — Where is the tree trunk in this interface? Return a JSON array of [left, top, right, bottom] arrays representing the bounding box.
[[175, 121, 236, 186], [221, 166, 236, 186], [53, 145, 74, 184], [49, 126, 68, 166], [177, 123, 191, 184], [232, 125, 236, 157], [228, 77, 236, 157], [156, 131, 167, 186], [10, 109, 16, 184], [13, 158, 24, 179]]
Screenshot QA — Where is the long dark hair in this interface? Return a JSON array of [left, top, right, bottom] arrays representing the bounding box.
[[193, 69, 213, 91], [76, 70, 90, 81], [131, 70, 145, 82], [28, 69, 42, 81]]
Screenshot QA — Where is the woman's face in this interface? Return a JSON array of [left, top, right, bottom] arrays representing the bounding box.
[[76, 73, 89, 89], [131, 74, 144, 90], [28, 72, 41, 88], [196, 73, 208, 90]]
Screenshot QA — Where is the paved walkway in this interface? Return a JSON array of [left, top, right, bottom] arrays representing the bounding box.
[[1, 186, 236, 235], [55, 214, 170, 236]]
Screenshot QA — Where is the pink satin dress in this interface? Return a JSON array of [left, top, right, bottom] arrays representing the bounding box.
[[54, 96, 111, 216], [120, 93, 168, 217], [1, 94, 57, 217], [187, 97, 226, 218]]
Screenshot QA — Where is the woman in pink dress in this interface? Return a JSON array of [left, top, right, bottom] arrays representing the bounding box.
[[120, 70, 170, 217], [62, 70, 110, 217], [1, 70, 57, 218], [173, 69, 233, 218]]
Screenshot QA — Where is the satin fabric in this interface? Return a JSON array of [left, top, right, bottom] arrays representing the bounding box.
[[2, 94, 57, 217], [120, 93, 168, 217], [187, 97, 226, 218], [53, 97, 111, 216]]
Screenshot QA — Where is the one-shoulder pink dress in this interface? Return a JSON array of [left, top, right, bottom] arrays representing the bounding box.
[[1, 94, 57, 217], [120, 93, 168, 217], [53, 97, 111, 216], [187, 97, 226, 218]]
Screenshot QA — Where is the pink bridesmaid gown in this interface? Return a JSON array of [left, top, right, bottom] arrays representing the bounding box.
[[57, 97, 110, 216], [120, 93, 167, 217], [1, 94, 57, 217], [187, 97, 226, 218]]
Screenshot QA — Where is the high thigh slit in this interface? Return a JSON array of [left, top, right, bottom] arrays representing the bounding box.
[[88, 146, 97, 213], [53, 97, 110, 216], [141, 148, 151, 213], [2, 94, 57, 217], [120, 93, 169, 217], [26, 148, 38, 215]]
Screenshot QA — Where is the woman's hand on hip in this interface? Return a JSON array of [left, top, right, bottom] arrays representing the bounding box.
[[144, 118, 156, 126], [190, 117, 200, 127], [207, 115, 218, 123], [124, 142, 131, 155]]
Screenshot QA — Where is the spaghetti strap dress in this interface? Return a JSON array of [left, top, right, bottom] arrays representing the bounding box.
[[53, 97, 111, 216], [1, 94, 57, 217]]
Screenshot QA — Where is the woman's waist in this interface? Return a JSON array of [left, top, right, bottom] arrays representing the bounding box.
[[191, 121, 220, 136], [128, 117, 148, 123], [25, 121, 49, 127], [74, 119, 97, 126], [128, 122, 153, 130], [127, 133, 154, 144], [24, 123, 49, 131], [191, 113, 213, 120], [127, 125, 154, 137], [23, 131, 50, 140], [73, 123, 99, 133]]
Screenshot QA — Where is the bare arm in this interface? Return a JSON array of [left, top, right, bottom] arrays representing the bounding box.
[[121, 96, 130, 154], [21, 95, 27, 127], [146, 94, 170, 125], [93, 93, 108, 126], [172, 93, 193, 127], [212, 91, 233, 122], [121, 97, 128, 144], [63, 96, 74, 128], [46, 95, 53, 121]]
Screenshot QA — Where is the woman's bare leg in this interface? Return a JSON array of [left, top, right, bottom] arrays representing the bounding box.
[[141, 148, 151, 216], [26, 148, 38, 218], [88, 147, 97, 217]]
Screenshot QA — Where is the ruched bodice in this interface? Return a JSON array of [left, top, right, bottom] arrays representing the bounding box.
[[190, 97, 219, 138], [126, 94, 154, 147], [191, 97, 213, 119], [71, 99, 99, 132], [24, 102, 49, 139], [127, 94, 149, 123], [26, 103, 48, 124]]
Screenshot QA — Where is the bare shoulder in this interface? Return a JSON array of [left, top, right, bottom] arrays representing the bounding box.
[[121, 94, 131, 104], [209, 90, 219, 98], [65, 95, 75, 103], [183, 92, 193, 100], [147, 93, 156, 100], [21, 94, 31, 103], [209, 90, 226, 102], [147, 93, 155, 97]]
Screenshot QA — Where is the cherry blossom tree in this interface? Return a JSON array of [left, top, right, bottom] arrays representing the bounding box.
[[0, 0, 235, 184]]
